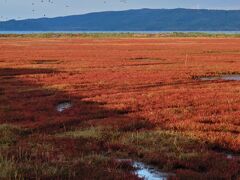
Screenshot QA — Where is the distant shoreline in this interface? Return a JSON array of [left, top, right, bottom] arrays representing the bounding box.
[[0, 32, 240, 38]]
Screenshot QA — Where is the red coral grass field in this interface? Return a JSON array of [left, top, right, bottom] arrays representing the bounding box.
[[0, 36, 239, 179]]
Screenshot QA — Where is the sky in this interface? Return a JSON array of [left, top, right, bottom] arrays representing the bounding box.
[[0, 0, 240, 21]]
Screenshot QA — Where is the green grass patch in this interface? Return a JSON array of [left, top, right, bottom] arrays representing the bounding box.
[[58, 127, 204, 162], [57, 127, 102, 139], [0, 155, 18, 179], [0, 124, 26, 147], [1, 32, 240, 38]]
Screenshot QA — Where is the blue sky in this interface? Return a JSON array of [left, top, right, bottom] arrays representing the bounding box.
[[0, 0, 240, 21]]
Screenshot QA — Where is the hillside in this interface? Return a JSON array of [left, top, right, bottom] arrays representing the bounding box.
[[0, 8, 240, 31]]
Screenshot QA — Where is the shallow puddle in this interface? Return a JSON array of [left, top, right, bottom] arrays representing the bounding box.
[[227, 154, 234, 159], [56, 101, 72, 112], [117, 159, 175, 180], [133, 162, 175, 180], [200, 75, 240, 81], [226, 153, 240, 160]]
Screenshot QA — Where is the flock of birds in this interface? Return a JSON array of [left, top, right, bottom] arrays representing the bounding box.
[[0, 0, 69, 21], [0, 0, 128, 21]]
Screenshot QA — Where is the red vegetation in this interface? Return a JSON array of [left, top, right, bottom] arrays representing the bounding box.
[[0, 37, 239, 178]]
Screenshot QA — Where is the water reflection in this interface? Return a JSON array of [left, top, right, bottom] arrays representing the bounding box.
[[200, 75, 240, 81], [56, 101, 72, 112]]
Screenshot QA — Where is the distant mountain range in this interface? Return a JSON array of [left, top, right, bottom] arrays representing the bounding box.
[[1, 8, 240, 31]]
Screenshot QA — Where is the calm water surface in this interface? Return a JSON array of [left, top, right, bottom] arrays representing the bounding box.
[[200, 75, 240, 81], [0, 31, 240, 34]]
